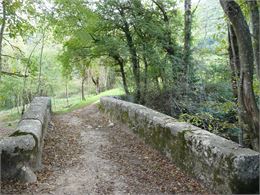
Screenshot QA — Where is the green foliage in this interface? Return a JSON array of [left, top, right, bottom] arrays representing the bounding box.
[[4, 0, 35, 38], [0, 76, 23, 109], [1, 0, 257, 146], [179, 112, 236, 133], [179, 100, 239, 141]]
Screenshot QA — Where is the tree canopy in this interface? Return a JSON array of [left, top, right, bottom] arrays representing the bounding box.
[[0, 0, 259, 151]]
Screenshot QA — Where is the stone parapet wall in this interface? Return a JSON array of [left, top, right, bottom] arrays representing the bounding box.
[[100, 96, 259, 194], [0, 97, 51, 183]]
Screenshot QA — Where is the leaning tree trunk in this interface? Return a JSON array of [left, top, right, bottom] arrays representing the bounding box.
[[228, 24, 244, 145], [228, 24, 240, 100], [247, 0, 260, 80], [119, 59, 129, 96], [220, 0, 260, 151], [91, 76, 100, 95], [112, 54, 129, 96]]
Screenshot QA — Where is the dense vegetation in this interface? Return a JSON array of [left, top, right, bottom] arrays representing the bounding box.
[[0, 0, 259, 151]]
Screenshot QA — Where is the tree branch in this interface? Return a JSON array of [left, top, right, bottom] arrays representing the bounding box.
[[151, 0, 169, 22], [191, 0, 201, 16], [1, 71, 28, 78], [3, 37, 24, 54], [1, 54, 17, 59]]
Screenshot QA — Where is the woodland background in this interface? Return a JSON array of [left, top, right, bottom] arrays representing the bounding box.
[[0, 0, 259, 151]]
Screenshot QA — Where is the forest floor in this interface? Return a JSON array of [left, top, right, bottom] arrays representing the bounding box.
[[1, 104, 210, 194]]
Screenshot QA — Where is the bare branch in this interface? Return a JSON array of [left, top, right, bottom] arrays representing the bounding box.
[[191, 0, 201, 16], [1, 70, 28, 78], [1, 54, 17, 59], [3, 37, 24, 54]]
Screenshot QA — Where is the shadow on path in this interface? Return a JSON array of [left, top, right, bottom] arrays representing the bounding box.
[[1, 104, 210, 194]]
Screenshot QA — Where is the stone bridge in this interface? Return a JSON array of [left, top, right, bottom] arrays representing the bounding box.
[[0, 96, 259, 194]]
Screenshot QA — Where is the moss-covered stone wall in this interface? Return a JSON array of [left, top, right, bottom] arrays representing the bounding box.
[[100, 96, 259, 194], [0, 97, 51, 183]]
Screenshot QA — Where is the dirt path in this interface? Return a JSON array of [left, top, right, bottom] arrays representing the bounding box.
[[1, 104, 210, 194]]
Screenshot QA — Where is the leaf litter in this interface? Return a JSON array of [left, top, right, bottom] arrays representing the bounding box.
[[1, 104, 211, 194]]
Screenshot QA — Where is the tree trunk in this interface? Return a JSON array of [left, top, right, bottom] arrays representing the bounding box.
[[155, 77, 161, 93], [123, 25, 140, 101], [91, 76, 100, 95], [228, 24, 244, 145], [65, 81, 69, 106], [0, 0, 6, 79], [183, 0, 192, 88], [141, 53, 149, 104], [228, 24, 240, 100], [220, 0, 260, 151], [113, 54, 129, 95], [37, 30, 45, 95], [81, 77, 86, 100], [247, 0, 260, 80], [152, 0, 175, 83], [22, 37, 42, 115], [120, 9, 141, 102], [14, 94, 20, 114]]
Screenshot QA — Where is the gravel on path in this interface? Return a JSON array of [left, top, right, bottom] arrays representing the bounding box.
[[1, 104, 211, 194]]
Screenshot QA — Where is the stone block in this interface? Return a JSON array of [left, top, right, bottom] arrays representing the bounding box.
[[0, 135, 36, 179], [0, 96, 51, 182], [18, 166, 37, 183], [99, 96, 260, 194], [12, 119, 43, 170]]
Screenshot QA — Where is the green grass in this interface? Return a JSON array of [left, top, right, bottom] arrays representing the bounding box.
[[52, 88, 124, 114], [0, 88, 124, 124], [0, 112, 20, 126], [0, 108, 21, 129]]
